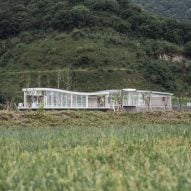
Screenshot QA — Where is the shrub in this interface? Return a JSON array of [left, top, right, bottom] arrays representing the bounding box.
[[92, 0, 120, 13], [70, 5, 91, 27], [76, 46, 96, 53], [185, 41, 191, 57], [19, 32, 35, 44], [54, 33, 67, 41], [74, 56, 95, 67], [143, 60, 177, 91], [71, 28, 86, 40]]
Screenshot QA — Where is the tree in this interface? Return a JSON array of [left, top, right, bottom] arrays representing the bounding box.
[[92, 0, 120, 13], [117, 0, 130, 9], [0, 13, 20, 39], [70, 5, 91, 28], [185, 41, 191, 57]]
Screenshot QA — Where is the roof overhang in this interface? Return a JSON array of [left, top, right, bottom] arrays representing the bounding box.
[[123, 88, 136, 92], [151, 91, 173, 96], [22, 88, 173, 96], [22, 88, 109, 96]]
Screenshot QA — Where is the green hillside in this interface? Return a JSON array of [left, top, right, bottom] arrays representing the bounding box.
[[0, 0, 191, 104], [132, 0, 191, 23]]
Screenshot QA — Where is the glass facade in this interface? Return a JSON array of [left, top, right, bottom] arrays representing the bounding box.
[[138, 93, 145, 105], [123, 92, 138, 106], [44, 91, 88, 108], [71, 95, 86, 108], [21, 88, 172, 111]]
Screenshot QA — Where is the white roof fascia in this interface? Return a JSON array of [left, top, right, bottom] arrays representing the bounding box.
[[151, 91, 173, 96], [22, 88, 109, 96], [122, 88, 137, 92], [22, 88, 173, 96], [136, 90, 173, 96], [95, 89, 121, 93], [136, 90, 151, 93]]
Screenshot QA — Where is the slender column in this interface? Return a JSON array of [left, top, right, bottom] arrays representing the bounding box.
[[170, 96, 172, 111], [71, 94, 73, 108], [105, 95, 109, 108], [66, 95, 68, 108], [56, 93, 59, 107], [51, 93, 54, 107], [86, 95, 88, 108], [149, 94, 152, 111], [81, 96, 82, 108], [76, 95, 78, 108], [24, 92, 27, 108], [128, 93, 131, 106], [136, 93, 139, 112], [60, 94, 63, 107], [44, 96, 47, 108], [37, 96, 39, 106]]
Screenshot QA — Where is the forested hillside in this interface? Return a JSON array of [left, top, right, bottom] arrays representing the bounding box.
[[0, 0, 191, 104], [132, 0, 191, 22]]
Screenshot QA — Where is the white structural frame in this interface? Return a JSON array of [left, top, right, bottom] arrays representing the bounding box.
[[122, 89, 173, 111], [21, 88, 110, 110], [19, 88, 173, 111]]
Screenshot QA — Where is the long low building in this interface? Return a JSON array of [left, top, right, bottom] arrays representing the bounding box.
[[18, 88, 173, 112]]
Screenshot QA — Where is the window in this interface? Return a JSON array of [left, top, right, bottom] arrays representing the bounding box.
[[128, 93, 137, 106], [77, 95, 82, 107], [47, 91, 52, 106], [138, 94, 145, 105], [67, 94, 71, 107], [62, 94, 67, 107], [82, 96, 86, 107], [72, 95, 77, 107], [123, 95, 129, 105], [58, 93, 62, 107], [53, 92, 57, 107]]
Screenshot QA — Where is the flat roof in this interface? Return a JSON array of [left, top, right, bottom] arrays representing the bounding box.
[[22, 88, 173, 96], [96, 89, 121, 94], [151, 91, 173, 96], [124, 89, 173, 95], [22, 88, 110, 96], [123, 88, 137, 92]]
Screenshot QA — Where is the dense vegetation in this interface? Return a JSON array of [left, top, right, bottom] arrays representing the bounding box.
[[132, 0, 191, 23], [0, 111, 191, 190], [0, 0, 191, 104], [1, 0, 191, 42]]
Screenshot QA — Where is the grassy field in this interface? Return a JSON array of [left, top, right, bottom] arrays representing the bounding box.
[[0, 111, 191, 191]]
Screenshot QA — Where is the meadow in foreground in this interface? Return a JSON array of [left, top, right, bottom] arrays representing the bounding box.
[[0, 111, 191, 191]]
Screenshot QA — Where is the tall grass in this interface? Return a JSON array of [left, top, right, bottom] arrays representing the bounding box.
[[0, 111, 191, 190]]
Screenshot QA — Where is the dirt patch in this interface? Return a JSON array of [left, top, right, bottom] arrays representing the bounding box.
[[0, 111, 190, 127]]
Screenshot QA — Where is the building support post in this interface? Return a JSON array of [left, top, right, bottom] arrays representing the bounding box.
[[86, 95, 88, 108], [71, 94, 73, 108], [105, 95, 109, 108], [51, 93, 54, 108], [149, 94, 152, 111], [136, 93, 139, 112], [24, 92, 27, 108], [170, 96, 172, 111], [44, 96, 47, 108]]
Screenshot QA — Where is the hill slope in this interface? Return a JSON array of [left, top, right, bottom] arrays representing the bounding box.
[[132, 0, 191, 23], [0, 0, 191, 103]]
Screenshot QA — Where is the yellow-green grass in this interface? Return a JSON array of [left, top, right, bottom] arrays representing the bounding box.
[[0, 111, 191, 191]]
